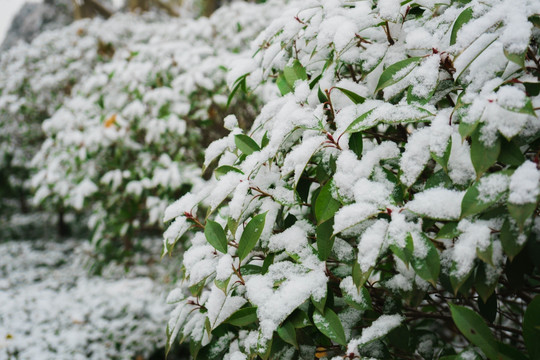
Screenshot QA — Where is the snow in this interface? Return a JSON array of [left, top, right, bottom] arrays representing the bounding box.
[[206, 284, 246, 329], [215, 253, 234, 281], [245, 261, 327, 339], [400, 127, 432, 187], [477, 173, 510, 203], [224, 114, 239, 130], [182, 236, 219, 286], [407, 187, 464, 220], [353, 178, 392, 207], [448, 133, 476, 185], [334, 203, 380, 234], [340, 276, 368, 306], [347, 314, 403, 354], [0, 239, 171, 359], [282, 135, 325, 185], [508, 161, 540, 205], [357, 220, 388, 272], [3, 0, 538, 357], [378, 0, 401, 21], [451, 220, 492, 278]]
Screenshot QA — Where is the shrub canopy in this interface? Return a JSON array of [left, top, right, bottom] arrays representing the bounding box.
[[163, 0, 540, 359]]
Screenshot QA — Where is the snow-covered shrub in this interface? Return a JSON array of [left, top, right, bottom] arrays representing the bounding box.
[[0, 16, 144, 219], [164, 0, 540, 359], [0, 239, 171, 360], [28, 2, 281, 267]]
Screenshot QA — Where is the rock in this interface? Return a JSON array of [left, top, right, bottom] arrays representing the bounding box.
[[1, 0, 73, 51]]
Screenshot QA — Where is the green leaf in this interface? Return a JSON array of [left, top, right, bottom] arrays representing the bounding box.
[[407, 82, 437, 105], [475, 263, 499, 304], [261, 132, 270, 148], [461, 173, 508, 218], [283, 60, 308, 88], [311, 288, 327, 314], [431, 136, 452, 171], [189, 339, 202, 359], [375, 57, 422, 93], [335, 87, 365, 104], [498, 138, 525, 166], [309, 73, 322, 89], [425, 169, 453, 189], [290, 310, 311, 328], [262, 253, 274, 274], [343, 286, 372, 311], [352, 261, 372, 289], [345, 108, 376, 133], [241, 264, 262, 275], [189, 278, 207, 297], [449, 262, 473, 295], [501, 97, 536, 117], [234, 134, 260, 155], [313, 308, 347, 346], [214, 276, 231, 293], [387, 325, 410, 352], [349, 132, 363, 159], [204, 317, 211, 337], [477, 293, 497, 323], [449, 304, 499, 360], [500, 218, 527, 260], [237, 212, 267, 260], [389, 233, 414, 266], [508, 202, 537, 230], [316, 218, 335, 261], [318, 86, 328, 103], [257, 335, 273, 360], [524, 82, 540, 96], [523, 296, 540, 359], [277, 73, 293, 96], [531, 14, 540, 27], [277, 320, 298, 349], [440, 349, 483, 360], [227, 217, 238, 236], [504, 48, 526, 68], [204, 220, 228, 254], [215, 165, 244, 180], [411, 233, 440, 285], [455, 36, 498, 82], [497, 342, 530, 360], [437, 222, 460, 239], [315, 181, 341, 224], [227, 74, 248, 108], [476, 240, 493, 266], [459, 120, 478, 139], [225, 307, 258, 326], [470, 127, 501, 178], [450, 8, 473, 46]]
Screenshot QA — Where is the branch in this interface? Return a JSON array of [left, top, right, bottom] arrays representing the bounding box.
[[86, 0, 113, 19], [153, 0, 179, 17]]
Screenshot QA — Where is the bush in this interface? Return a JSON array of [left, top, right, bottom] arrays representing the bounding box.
[[164, 0, 540, 359], [0, 15, 142, 220], [12, 2, 282, 267]]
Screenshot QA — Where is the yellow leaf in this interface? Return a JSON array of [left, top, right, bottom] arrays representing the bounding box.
[[104, 114, 117, 128]]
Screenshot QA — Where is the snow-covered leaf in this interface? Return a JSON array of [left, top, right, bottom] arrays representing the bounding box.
[[375, 57, 422, 93], [450, 8, 473, 46]]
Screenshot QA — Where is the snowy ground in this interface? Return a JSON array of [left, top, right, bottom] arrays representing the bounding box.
[[0, 238, 176, 360]]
